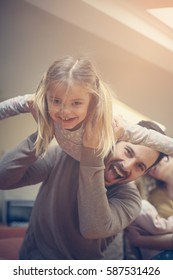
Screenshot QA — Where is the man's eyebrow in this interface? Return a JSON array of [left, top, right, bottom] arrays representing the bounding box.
[[127, 145, 135, 157], [126, 145, 135, 157]]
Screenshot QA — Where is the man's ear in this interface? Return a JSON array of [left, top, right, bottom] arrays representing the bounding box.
[[144, 168, 151, 175]]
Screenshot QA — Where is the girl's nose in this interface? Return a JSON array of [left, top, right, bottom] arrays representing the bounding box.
[[59, 104, 70, 114], [123, 158, 135, 172]]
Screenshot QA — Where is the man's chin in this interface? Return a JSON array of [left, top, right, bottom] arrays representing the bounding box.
[[105, 178, 129, 186], [105, 178, 120, 186]]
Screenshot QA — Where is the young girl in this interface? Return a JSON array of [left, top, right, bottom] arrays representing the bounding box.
[[0, 56, 115, 160], [1, 56, 173, 160]]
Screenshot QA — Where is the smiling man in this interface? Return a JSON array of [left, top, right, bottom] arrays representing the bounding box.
[[104, 141, 160, 186], [0, 121, 167, 260]]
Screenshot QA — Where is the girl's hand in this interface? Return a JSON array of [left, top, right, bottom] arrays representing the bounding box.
[[27, 94, 37, 121], [83, 115, 126, 151], [27, 93, 35, 108], [113, 115, 126, 140], [83, 119, 101, 150]]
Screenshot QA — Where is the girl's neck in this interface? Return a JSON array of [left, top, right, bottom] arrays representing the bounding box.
[[66, 122, 83, 131]]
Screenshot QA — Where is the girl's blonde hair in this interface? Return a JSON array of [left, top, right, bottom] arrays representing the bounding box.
[[34, 56, 115, 157]]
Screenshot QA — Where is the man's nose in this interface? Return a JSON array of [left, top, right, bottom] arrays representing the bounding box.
[[122, 158, 135, 172]]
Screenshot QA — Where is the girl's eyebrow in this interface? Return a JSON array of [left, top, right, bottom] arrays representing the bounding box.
[[71, 98, 84, 101], [49, 96, 61, 100]]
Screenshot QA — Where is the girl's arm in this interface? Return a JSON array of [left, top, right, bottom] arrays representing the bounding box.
[[134, 200, 173, 234], [126, 227, 173, 250], [113, 116, 173, 155], [0, 94, 34, 120]]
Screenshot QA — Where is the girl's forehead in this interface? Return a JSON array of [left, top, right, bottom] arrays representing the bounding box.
[[48, 81, 68, 93], [47, 82, 92, 100]]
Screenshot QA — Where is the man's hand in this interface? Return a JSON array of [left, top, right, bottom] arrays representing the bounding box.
[[125, 227, 143, 247]]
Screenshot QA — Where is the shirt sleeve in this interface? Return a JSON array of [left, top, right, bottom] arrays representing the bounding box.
[[77, 147, 141, 239], [133, 200, 173, 234], [0, 133, 52, 189], [0, 94, 32, 120], [120, 121, 173, 155]]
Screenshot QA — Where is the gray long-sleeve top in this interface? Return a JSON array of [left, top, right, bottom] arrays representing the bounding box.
[[0, 133, 141, 259]]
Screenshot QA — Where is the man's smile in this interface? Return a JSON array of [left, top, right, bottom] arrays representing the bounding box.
[[105, 161, 128, 185]]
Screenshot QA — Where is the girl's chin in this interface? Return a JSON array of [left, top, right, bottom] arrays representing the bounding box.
[[55, 118, 75, 127], [53, 117, 83, 130], [65, 122, 83, 131], [59, 122, 81, 131]]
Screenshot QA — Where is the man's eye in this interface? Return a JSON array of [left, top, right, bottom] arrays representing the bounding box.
[[137, 163, 145, 172]]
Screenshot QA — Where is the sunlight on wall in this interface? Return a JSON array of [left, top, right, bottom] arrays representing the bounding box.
[[113, 98, 166, 131]]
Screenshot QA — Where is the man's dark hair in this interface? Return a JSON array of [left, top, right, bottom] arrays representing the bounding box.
[[137, 120, 167, 170]]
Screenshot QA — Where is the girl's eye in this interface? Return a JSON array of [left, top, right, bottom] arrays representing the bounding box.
[[73, 101, 82, 106], [52, 99, 61, 105]]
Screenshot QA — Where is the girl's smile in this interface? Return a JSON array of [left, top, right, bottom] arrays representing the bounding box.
[[56, 115, 82, 130]]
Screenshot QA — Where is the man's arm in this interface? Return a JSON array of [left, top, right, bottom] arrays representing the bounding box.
[[78, 147, 141, 239], [0, 132, 52, 189]]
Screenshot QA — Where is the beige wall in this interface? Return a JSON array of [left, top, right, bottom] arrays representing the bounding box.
[[0, 114, 39, 219], [0, 114, 36, 152]]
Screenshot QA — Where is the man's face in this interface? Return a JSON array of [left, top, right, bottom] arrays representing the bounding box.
[[104, 141, 160, 186]]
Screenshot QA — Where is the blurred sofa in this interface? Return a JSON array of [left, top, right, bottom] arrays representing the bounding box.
[[0, 226, 26, 260]]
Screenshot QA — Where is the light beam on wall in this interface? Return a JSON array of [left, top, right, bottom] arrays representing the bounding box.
[[113, 98, 166, 131], [147, 7, 173, 30]]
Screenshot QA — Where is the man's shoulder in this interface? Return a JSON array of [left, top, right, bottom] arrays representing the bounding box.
[[107, 182, 140, 197], [47, 143, 79, 164], [107, 181, 137, 190]]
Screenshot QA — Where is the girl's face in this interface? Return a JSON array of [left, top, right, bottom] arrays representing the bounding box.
[[47, 83, 91, 130], [148, 157, 171, 181]]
